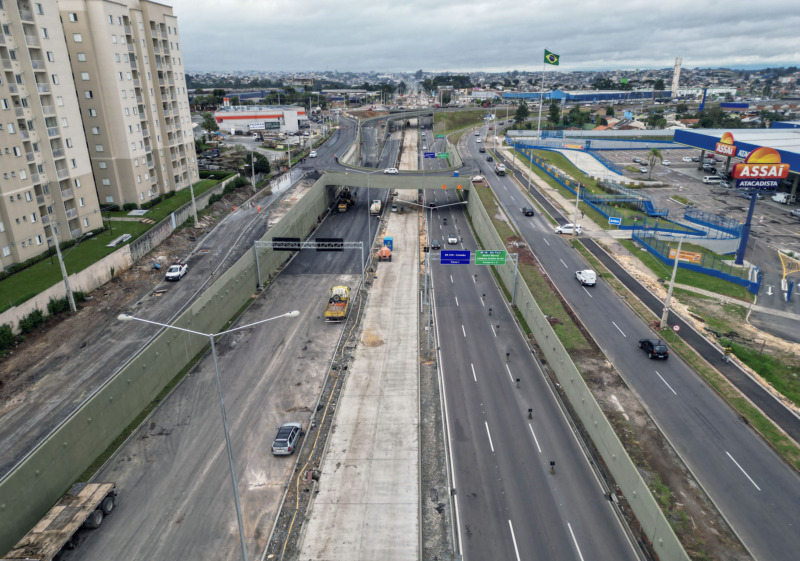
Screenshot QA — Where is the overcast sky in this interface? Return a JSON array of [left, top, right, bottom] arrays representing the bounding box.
[[170, 0, 800, 74]]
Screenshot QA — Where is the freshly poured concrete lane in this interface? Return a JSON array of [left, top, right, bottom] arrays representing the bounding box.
[[299, 204, 420, 560]]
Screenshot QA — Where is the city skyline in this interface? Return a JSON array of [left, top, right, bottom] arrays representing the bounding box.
[[170, 0, 800, 73]]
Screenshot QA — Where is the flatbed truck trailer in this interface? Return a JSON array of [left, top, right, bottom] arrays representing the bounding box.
[[2, 483, 117, 561]]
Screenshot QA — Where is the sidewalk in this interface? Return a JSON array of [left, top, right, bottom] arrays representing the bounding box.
[[298, 206, 419, 560]]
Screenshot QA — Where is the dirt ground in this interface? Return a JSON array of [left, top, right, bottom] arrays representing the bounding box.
[[0, 186, 257, 409]]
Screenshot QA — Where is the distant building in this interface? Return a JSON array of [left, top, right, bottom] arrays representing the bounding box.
[[214, 105, 308, 134]]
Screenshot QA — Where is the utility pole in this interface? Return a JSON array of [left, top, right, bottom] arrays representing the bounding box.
[[51, 222, 76, 312], [660, 236, 684, 329]]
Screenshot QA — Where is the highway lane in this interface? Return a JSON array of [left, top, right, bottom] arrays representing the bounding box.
[[467, 137, 800, 561], [428, 190, 638, 561], [63, 182, 379, 561]]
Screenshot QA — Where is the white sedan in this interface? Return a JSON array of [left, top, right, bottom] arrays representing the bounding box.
[[662, 160, 671, 166], [309, 150, 317, 158], [447, 233, 459, 245], [384, 168, 399, 175], [682, 156, 693, 162], [165, 263, 188, 281]]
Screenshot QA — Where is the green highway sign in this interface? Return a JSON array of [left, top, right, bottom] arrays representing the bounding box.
[[475, 250, 507, 265], [435, 134, 445, 139], [436, 152, 450, 159]]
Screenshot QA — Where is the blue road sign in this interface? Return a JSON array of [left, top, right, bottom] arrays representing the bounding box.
[[440, 250, 470, 264], [608, 216, 622, 226], [424, 152, 436, 159]]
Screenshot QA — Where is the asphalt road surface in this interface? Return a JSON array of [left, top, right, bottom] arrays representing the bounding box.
[[472, 139, 800, 561], [427, 189, 638, 561]]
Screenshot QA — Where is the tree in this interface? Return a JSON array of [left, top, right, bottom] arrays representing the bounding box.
[[548, 100, 560, 124], [596, 117, 608, 127], [654, 79, 665, 91], [605, 106, 615, 116], [201, 112, 218, 134], [397, 81, 407, 95], [414, 69, 423, 80], [646, 112, 665, 129], [245, 152, 270, 176], [514, 101, 530, 123], [647, 148, 662, 179], [676, 103, 688, 114], [211, 89, 226, 103]]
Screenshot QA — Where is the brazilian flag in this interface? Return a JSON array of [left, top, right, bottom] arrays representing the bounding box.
[[544, 50, 560, 66]]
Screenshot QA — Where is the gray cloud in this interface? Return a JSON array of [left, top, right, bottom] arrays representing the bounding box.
[[172, 0, 800, 72]]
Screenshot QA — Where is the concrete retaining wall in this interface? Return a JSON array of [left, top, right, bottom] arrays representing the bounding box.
[[0, 174, 333, 554], [466, 189, 689, 561]]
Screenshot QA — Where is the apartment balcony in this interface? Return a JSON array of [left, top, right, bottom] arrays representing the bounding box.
[[133, 79, 140, 87], [20, 129, 30, 139], [30, 59, 46, 70], [136, 95, 142, 103], [1, 59, 12, 70], [124, 25, 131, 34], [156, 63, 162, 70], [36, 194, 44, 204], [37, 84, 50, 94], [153, 44, 161, 52], [127, 43, 134, 52], [70, 228, 81, 238], [142, 128, 149, 137], [130, 59, 137, 69], [182, 164, 188, 171], [0, 33, 5, 45], [65, 208, 78, 220], [8, 84, 18, 93], [161, 30, 167, 38], [26, 151, 35, 162], [42, 104, 55, 115], [31, 173, 40, 184], [158, 78, 164, 86], [145, 145, 152, 153], [57, 168, 69, 179], [52, 148, 65, 159], [47, 126, 59, 137], [41, 215, 50, 225], [19, 9, 34, 21], [24, 35, 40, 47], [162, 108, 171, 116], [61, 188, 73, 199]]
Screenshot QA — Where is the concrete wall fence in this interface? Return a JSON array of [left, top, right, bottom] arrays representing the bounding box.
[[0, 174, 333, 553], [0, 176, 238, 334], [466, 189, 690, 561]]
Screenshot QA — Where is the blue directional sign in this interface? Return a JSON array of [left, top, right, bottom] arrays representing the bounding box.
[[608, 216, 622, 226], [424, 152, 436, 159], [440, 250, 470, 264]]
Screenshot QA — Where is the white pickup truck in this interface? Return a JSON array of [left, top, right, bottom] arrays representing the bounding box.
[[369, 200, 382, 215], [165, 262, 188, 281]]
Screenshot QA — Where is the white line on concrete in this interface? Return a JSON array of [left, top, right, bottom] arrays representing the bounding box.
[[481, 297, 485, 307], [612, 321, 626, 337], [543, 238, 550, 246], [567, 522, 586, 561], [462, 324, 466, 338], [582, 286, 593, 297], [450, 274, 453, 284], [455, 296, 459, 307], [471, 363, 477, 382], [527, 423, 542, 453], [506, 363, 514, 383], [490, 324, 497, 337], [485, 421, 495, 453], [560, 259, 568, 268], [472, 274, 477, 284], [508, 520, 522, 561], [726, 451, 762, 491], [655, 371, 677, 395]]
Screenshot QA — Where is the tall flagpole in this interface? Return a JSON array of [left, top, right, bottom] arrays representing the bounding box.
[[536, 58, 545, 141]]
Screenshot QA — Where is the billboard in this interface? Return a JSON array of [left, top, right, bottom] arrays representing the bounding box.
[[733, 147, 789, 190], [714, 132, 737, 157]]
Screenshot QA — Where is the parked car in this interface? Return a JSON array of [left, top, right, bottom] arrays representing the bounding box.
[[789, 209, 800, 219], [447, 233, 459, 245], [662, 160, 671, 166], [391, 204, 398, 212], [522, 206, 535, 216], [638, 338, 669, 359], [271, 422, 303, 455], [165, 263, 188, 281], [555, 223, 582, 235], [633, 157, 644, 164], [691, 157, 701, 162], [575, 269, 597, 286], [431, 239, 441, 250], [740, 191, 764, 200], [682, 156, 693, 162], [384, 168, 399, 174], [639, 167, 648, 173], [309, 150, 317, 158]]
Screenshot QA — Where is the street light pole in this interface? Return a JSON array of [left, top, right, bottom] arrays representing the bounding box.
[[660, 236, 684, 329], [117, 310, 300, 561]]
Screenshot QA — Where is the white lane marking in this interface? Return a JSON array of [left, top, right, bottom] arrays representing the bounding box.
[[655, 371, 677, 395], [472, 275, 477, 284], [481, 297, 485, 307], [508, 520, 522, 561], [582, 286, 593, 297], [485, 421, 495, 453], [567, 522, 586, 561], [503, 184, 507, 191], [450, 274, 453, 283], [726, 451, 761, 491], [560, 259, 568, 268], [506, 364, 514, 383], [471, 363, 477, 382], [543, 238, 550, 246], [527, 423, 542, 453], [462, 324, 466, 338], [510, 196, 516, 202], [612, 321, 626, 337], [490, 324, 497, 338], [455, 296, 459, 307]]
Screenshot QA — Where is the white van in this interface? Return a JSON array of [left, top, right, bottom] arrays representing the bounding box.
[[772, 192, 795, 204], [702, 176, 721, 184]]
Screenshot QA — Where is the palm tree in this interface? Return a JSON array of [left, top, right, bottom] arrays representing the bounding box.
[[647, 148, 662, 179]]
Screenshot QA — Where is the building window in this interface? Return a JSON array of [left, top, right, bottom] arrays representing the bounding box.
[[13, 146, 21, 156], [102, 178, 111, 185], [124, 107, 130, 116], [118, 72, 123, 80], [61, 117, 68, 127], [51, 74, 59, 85], [2, 247, 10, 257], [77, 52, 86, 62], [95, 144, 104, 152], [115, 53, 121, 62], [31, 212, 37, 222], [121, 90, 126, 99], [91, 126, 100, 134], [85, 90, 93, 99], [75, 178, 81, 187], [36, 235, 43, 245], [56, 96, 64, 107], [71, 159, 78, 168], [111, 35, 117, 44], [36, 3, 44, 14], [1, 99, 8, 110], [88, 108, 97, 117], [47, 51, 55, 62], [8, 123, 16, 133], [108, 15, 113, 24], [69, 13, 78, 22], [66, 138, 73, 148], [105, 196, 114, 203], [40, 28, 48, 39], [79, 197, 85, 207], [80, 71, 90, 81], [25, 191, 32, 201], [73, 33, 82, 43], [99, 161, 107, 169], [83, 217, 89, 227]]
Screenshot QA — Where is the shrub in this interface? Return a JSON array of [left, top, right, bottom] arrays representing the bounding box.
[[0, 323, 14, 351], [18, 308, 46, 334], [123, 203, 139, 211], [208, 193, 223, 205], [47, 297, 70, 316]]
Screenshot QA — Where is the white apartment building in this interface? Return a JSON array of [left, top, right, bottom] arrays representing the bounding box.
[[58, 0, 198, 209], [0, 0, 103, 268]]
